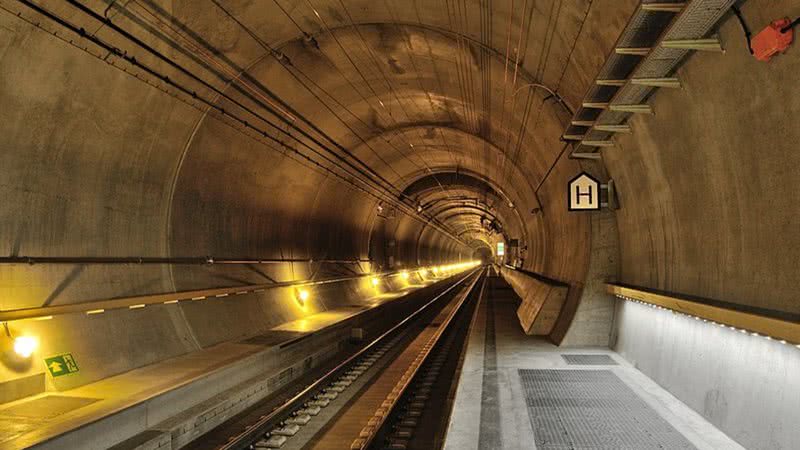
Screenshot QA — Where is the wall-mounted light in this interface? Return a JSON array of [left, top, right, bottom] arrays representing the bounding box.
[[13, 336, 37, 358], [615, 294, 800, 350], [295, 288, 310, 307]]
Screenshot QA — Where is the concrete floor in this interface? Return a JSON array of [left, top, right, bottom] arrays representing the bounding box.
[[445, 278, 743, 450]]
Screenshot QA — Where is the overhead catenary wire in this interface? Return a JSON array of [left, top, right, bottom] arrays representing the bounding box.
[[211, 0, 461, 234], [60, 0, 424, 212], [63, 0, 465, 240], [7, 0, 465, 245], [130, 1, 465, 240], [305, 0, 461, 198]]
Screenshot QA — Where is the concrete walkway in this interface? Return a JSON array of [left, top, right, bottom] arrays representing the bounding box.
[[445, 276, 744, 450], [0, 284, 427, 449]]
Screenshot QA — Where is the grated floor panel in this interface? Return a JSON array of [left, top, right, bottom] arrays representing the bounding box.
[[519, 370, 696, 450], [561, 354, 618, 366]]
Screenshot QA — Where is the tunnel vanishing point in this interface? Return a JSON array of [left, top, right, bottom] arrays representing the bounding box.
[[0, 0, 798, 449]]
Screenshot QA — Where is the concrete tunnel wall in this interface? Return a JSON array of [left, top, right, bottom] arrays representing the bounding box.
[[605, 1, 800, 448]]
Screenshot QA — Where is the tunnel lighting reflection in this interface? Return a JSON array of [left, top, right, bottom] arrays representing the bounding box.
[[616, 294, 799, 350], [13, 336, 37, 358], [1, 262, 480, 324]]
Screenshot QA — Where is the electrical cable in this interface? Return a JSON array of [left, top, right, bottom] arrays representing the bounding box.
[[732, 5, 754, 54], [60, 0, 435, 216], [7, 0, 465, 245], [61, 0, 421, 209], [781, 17, 800, 33]]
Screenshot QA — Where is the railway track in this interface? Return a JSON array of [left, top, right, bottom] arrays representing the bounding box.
[[194, 267, 486, 450]]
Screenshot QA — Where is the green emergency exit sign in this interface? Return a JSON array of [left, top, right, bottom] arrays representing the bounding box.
[[44, 353, 79, 377]]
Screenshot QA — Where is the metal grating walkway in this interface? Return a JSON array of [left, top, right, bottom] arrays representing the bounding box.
[[561, 354, 618, 365], [519, 370, 696, 449]]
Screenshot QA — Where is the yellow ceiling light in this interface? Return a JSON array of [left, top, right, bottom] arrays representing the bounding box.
[[13, 336, 37, 358], [371, 277, 380, 287], [400, 271, 410, 281]]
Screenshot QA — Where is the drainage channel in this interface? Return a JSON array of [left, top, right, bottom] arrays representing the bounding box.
[[192, 268, 481, 450]]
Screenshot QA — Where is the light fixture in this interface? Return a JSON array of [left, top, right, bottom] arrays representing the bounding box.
[[13, 336, 37, 358], [371, 277, 380, 287], [417, 204, 423, 213], [400, 271, 410, 281], [295, 288, 310, 306]]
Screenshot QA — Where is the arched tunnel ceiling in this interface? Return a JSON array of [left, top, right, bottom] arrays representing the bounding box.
[[400, 171, 521, 244], [85, 0, 636, 234], [0, 0, 636, 306]]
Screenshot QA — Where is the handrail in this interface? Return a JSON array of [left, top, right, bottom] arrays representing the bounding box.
[[217, 268, 481, 450], [608, 283, 800, 345], [0, 266, 461, 323], [0, 256, 371, 265]]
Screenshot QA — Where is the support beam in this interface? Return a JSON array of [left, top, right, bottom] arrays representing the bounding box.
[[641, 2, 687, 13], [662, 38, 724, 52], [609, 104, 653, 114], [582, 102, 609, 109], [571, 120, 595, 127], [596, 79, 627, 87], [593, 124, 631, 133], [581, 140, 615, 148], [569, 152, 603, 160], [631, 77, 682, 88], [615, 47, 650, 56], [562, 134, 585, 141]]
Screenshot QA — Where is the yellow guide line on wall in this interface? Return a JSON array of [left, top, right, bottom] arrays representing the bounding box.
[[607, 284, 800, 345]]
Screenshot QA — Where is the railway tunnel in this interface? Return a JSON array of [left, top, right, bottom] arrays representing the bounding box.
[[0, 0, 798, 448]]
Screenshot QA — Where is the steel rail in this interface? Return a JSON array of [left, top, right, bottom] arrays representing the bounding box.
[[216, 267, 481, 450], [353, 267, 485, 449]]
